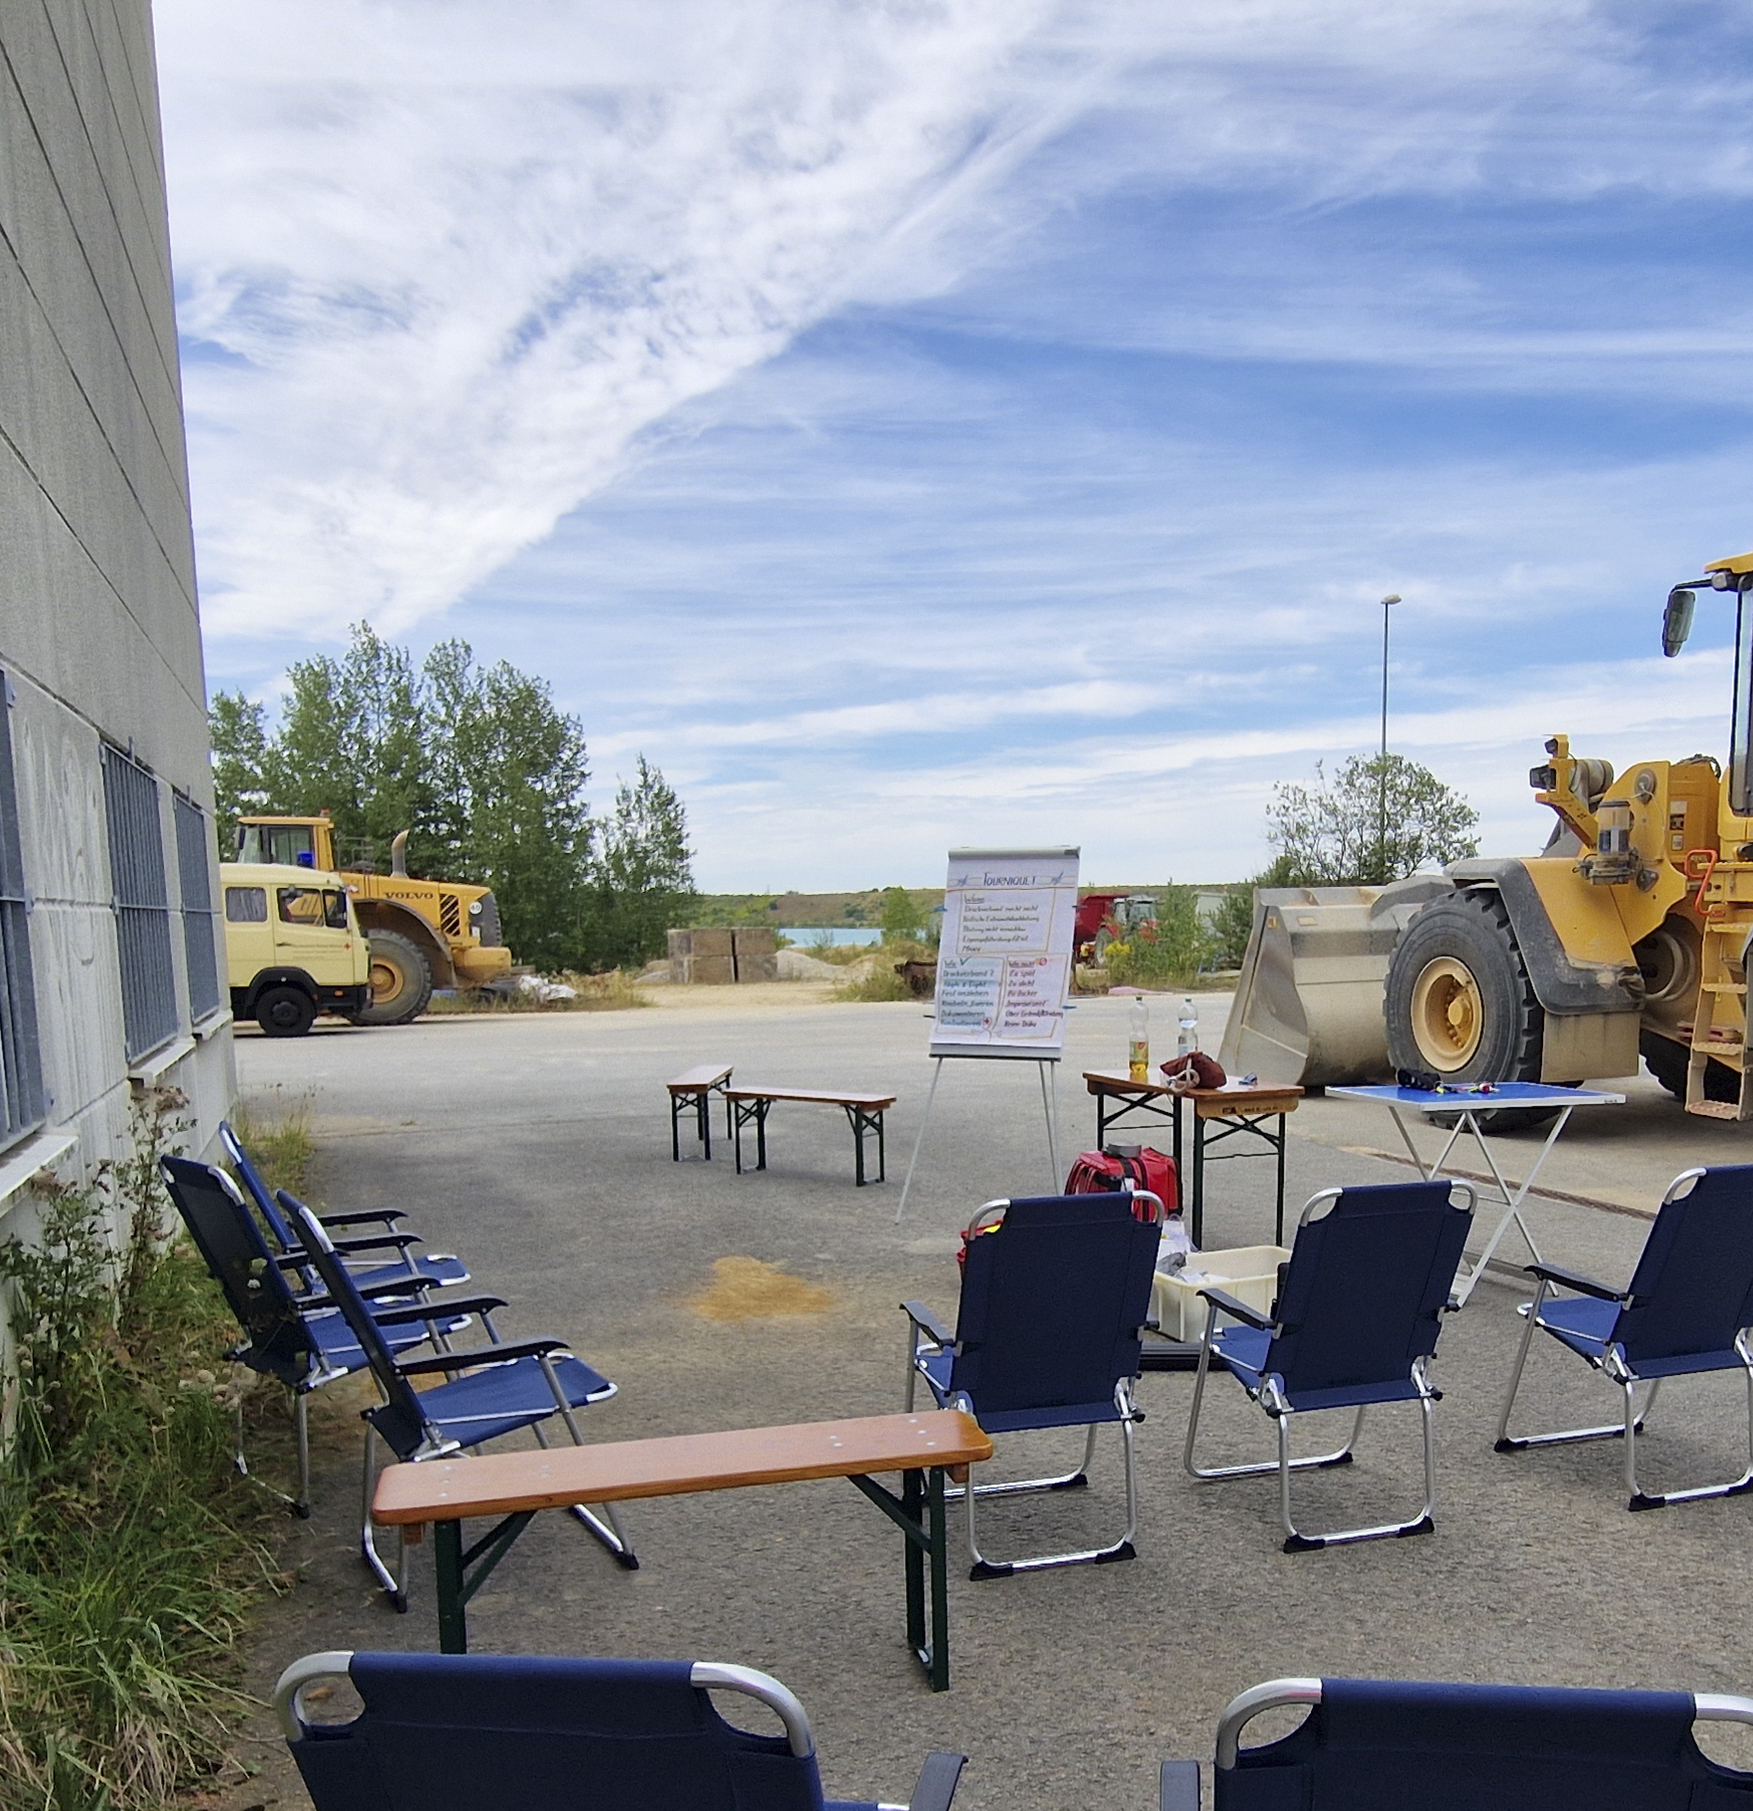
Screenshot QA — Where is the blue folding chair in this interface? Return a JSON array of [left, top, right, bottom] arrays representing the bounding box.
[[285, 1196, 636, 1608], [220, 1120, 469, 1298], [903, 1189, 1162, 1577], [275, 1650, 966, 1811], [1184, 1179, 1474, 1551], [160, 1156, 477, 1515], [1494, 1164, 1753, 1510], [1160, 1675, 1753, 1810]]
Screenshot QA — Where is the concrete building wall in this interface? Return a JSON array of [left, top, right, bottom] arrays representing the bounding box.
[[0, 0, 233, 1226]]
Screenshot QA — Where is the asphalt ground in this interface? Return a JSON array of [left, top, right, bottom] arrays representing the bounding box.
[[222, 991, 1753, 1810]]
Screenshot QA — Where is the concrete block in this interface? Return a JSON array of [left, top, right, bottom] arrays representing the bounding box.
[[687, 954, 735, 986], [688, 927, 734, 959]]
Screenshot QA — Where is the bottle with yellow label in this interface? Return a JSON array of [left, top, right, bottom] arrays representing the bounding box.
[[1128, 995, 1150, 1082]]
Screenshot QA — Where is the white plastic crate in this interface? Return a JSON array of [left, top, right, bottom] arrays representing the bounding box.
[[1152, 1245, 1291, 1343]]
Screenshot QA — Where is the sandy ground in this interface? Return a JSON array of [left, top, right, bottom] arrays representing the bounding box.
[[210, 989, 1753, 1810]]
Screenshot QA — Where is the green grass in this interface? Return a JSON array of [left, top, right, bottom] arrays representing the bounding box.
[[0, 1097, 297, 1810]]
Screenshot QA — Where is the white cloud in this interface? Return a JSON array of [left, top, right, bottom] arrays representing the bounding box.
[[157, 0, 1753, 648]]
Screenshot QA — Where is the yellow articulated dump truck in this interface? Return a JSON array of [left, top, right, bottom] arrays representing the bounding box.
[[1222, 550, 1753, 1121], [234, 815, 512, 1026], [221, 862, 371, 1035]]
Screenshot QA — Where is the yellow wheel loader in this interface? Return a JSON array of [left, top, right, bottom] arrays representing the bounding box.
[[234, 815, 513, 1026], [1221, 550, 1753, 1122]]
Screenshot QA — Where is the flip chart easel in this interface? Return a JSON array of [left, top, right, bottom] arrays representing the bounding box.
[[895, 847, 1079, 1224]]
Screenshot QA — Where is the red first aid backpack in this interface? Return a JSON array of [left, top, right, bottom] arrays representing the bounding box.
[[1065, 1143, 1178, 1215]]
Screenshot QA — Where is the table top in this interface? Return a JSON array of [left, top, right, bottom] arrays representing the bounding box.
[[1084, 1069, 1303, 1113], [372, 1410, 993, 1526], [1329, 1082, 1627, 1112], [723, 1087, 896, 1107]]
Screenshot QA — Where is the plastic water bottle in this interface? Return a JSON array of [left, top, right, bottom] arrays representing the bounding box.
[[1128, 996, 1150, 1082], [1177, 996, 1199, 1058]]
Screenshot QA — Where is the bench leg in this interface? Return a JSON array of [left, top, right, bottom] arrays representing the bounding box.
[[434, 1519, 468, 1653], [698, 1088, 711, 1161], [671, 1093, 683, 1162], [852, 1465, 952, 1691], [844, 1105, 888, 1186]]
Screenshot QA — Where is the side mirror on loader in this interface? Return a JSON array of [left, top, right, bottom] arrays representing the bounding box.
[[1662, 588, 1696, 658]]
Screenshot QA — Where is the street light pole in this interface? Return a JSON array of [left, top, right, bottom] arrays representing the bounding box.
[[1378, 593, 1401, 878]]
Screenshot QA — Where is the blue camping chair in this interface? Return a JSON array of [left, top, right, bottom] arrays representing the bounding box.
[[276, 1650, 966, 1811], [1159, 1675, 1753, 1810], [160, 1156, 476, 1515], [903, 1189, 1162, 1577], [1183, 1179, 1474, 1551], [285, 1196, 637, 1607], [1494, 1164, 1753, 1510], [220, 1120, 470, 1299]]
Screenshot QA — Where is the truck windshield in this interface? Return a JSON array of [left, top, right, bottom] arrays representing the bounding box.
[[238, 824, 316, 866], [1735, 592, 1753, 819]]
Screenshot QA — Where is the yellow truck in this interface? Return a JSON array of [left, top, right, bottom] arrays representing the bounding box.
[[221, 861, 371, 1036], [234, 815, 512, 1025], [1222, 549, 1753, 1121]]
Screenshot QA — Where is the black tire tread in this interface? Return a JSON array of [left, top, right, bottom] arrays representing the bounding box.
[[357, 930, 434, 1026]]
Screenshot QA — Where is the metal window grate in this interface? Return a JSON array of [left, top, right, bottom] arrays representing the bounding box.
[[102, 744, 178, 1063], [173, 792, 221, 1023], [0, 672, 47, 1156]]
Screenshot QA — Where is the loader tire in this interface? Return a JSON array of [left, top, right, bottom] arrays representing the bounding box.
[[1385, 889, 1555, 1131], [357, 930, 433, 1026], [1639, 1029, 1739, 1103]]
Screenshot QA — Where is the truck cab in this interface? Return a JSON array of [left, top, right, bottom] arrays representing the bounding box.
[[221, 861, 372, 1036]]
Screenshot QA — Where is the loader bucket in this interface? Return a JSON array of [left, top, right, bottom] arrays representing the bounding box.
[[1218, 877, 1453, 1088]]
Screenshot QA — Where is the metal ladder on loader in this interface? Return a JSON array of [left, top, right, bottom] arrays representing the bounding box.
[[1689, 858, 1753, 1121]]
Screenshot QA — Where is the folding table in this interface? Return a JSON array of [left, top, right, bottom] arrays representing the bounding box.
[[1326, 1081, 1624, 1305]]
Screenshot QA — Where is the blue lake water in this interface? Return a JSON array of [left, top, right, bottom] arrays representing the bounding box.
[[778, 927, 884, 947]]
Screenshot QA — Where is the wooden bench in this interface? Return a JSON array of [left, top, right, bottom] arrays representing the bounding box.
[[666, 1063, 732, 1161], [372, 1409, 993, 1690], [724, 1086, 896, 1185]]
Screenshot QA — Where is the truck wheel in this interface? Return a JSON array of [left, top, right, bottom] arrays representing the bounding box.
[[1385, 889, 1554, 1129], [256, 985, 316, 1038], [1640, 1029, 1739, 1103], [358, 930, 434, 1026]]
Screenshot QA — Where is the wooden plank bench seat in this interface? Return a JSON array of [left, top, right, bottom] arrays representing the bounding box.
[[722, 1086, 897, 1185], [372, 1409, 994, 1689], [666, 1063, 733, 1161]]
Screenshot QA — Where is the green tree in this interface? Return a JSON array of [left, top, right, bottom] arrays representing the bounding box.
[[207, 691, 271, 851], [580, 757, 697, 970], [1267, 754, 1479, 887], [880, 886, 925, 943], [1104, 884, 1212, 987]]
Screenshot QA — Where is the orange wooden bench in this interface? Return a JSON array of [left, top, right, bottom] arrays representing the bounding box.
[[667, 1063, 732, 1161], [724, 1085, 896, 1185], [373, 1409, 993, 1689]]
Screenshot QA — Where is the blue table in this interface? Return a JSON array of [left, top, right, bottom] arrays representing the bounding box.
[[1328, 1082, 1624, 1305]]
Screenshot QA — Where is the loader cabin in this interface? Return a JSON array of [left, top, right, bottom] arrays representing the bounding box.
[[1663, 552, 1753, 826], [236, 816, 332, 870]]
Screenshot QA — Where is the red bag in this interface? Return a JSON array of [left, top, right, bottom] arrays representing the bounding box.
[[1065, 1144, 1178, 1215], [1159, 1051, 1226, 1091]]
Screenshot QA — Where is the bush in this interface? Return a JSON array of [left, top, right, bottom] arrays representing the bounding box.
[[1103, 886, 1212, 989], [0, 1094, 283, 1810]]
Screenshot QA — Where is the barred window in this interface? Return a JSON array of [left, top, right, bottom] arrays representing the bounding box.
[[101, 744, 178, 1062], [173, 792, 222, 1023], [0, 672, 46, 1156]]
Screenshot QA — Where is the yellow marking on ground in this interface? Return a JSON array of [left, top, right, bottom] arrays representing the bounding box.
[[690, 1256, 839, 1322]]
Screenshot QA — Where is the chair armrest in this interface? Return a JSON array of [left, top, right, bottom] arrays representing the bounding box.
[[353, 1276, 449, 1302], [277, 1234, 420, 1266], [902, 1300, 955, 1347], [1199, 1286, 1273, 1332], [315, 1209, 408, 1231], [394, 1337, 567, 1375], [370, 1294, 507, 1328], [1160, 1760, 1200, 1811], [1527, 1262, 1625, 1302], [908, 1751, 966, 1811]]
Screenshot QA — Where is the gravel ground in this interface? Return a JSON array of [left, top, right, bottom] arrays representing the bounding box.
[[214, 990, 1753, 1810]]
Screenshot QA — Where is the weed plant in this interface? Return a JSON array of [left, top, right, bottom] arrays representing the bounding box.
[[0, 1093, 284, 1811]]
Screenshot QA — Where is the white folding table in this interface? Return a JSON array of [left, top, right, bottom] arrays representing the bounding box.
[[1327, 1082, 1625, 1305]]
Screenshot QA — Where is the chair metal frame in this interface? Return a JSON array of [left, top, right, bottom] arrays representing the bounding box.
[[1183, 1181, 1474, 1552], [160, 1156, 467, 1518], [275, 1649, 966, 1811], [286, 1197, 637, 1609], [1494, 1166, 1753, 1510], [1161, 1676, 1753, 1811], [905, 1190, 1161, 1579]]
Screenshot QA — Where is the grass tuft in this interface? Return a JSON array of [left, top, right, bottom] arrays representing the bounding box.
[[0, 1093, 288, 1811]]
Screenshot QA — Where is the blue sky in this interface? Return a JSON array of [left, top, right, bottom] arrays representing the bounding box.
[[154, 1, 1753, 889]]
